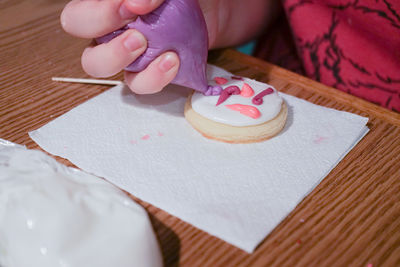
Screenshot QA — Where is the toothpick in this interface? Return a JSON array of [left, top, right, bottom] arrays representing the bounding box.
[[52, 77, 124, 86]]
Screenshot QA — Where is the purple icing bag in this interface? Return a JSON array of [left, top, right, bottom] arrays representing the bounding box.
[[96, 0, 212, 93]]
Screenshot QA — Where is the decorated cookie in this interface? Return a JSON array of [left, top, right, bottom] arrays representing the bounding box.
[[184, 75, 288, 143]]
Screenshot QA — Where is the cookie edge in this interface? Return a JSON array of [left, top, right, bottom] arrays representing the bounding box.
[[184, 92, 288, 143]]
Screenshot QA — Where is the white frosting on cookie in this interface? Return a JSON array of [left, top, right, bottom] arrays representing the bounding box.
[[0, 143, 162, 267], [191, 76, 283, 126]]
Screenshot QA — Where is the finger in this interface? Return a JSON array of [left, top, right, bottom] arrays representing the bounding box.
[[125, 52, 180, 94], [123, 0, 165, 15], [81, 29, 147, 78], [61, 0, 136, 39]]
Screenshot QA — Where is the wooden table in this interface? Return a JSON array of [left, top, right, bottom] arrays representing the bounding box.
[[1, 1, 399, 266]]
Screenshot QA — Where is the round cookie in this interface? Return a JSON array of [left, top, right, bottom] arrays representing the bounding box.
[[184, 76, 288, 143]]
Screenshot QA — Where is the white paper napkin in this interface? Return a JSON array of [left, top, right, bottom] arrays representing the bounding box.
[[30, 65, 369, 252]]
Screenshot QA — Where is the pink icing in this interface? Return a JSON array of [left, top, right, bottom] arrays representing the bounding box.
[[240, 83, 255, 97], [216, 86, 241, 106], [252, 88, 274, 105], [214, 77, 228, 85], [141, 135, 150, 140], [225, 104, 261, 119], [314, 135, 328, 144]]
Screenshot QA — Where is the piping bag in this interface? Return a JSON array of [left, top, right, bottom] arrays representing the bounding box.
[[97, 0, 222, 96]]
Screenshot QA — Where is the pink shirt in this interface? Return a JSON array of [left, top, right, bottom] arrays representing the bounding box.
[[255, 0, 400, 112]]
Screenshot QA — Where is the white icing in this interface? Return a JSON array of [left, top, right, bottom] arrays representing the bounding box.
[[191, 75, 283, 126], [0, 142, 162, 267]]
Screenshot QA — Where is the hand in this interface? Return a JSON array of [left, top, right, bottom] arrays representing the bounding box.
[[61, 0, 180, 94], [61, 0, 277, 94]]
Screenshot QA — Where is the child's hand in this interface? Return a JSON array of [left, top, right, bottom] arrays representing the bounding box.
[[61, 0, 180, 94], [61, 0, 276, 94]]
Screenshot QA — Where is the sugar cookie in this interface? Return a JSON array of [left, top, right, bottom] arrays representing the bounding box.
[[184, 75, 287, 143]]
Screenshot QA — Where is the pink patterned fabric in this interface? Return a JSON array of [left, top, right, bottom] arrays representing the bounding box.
[[256, 0, 400, 112]]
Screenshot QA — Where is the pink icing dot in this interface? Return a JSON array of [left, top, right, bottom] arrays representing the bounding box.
[[214, 77, 228, 85], [314, 135, 328, 144], [252, 88, 274, 105], [240, 83, 255, 97], [141, 135, 150, 140], [225, 104, 261, 119]]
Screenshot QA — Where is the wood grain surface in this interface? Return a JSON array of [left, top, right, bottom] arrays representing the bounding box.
[[1, 1, 399, 266]]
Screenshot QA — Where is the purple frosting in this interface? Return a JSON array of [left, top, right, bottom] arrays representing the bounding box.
[[204, 85, 223, 96], [97, 0, 212, 93]]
